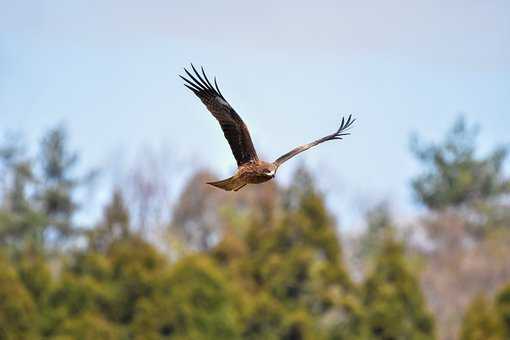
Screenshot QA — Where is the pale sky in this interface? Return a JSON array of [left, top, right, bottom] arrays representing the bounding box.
[[1, 0, 509, 228]]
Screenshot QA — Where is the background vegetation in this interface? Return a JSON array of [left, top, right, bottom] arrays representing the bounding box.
[[0, 116, 509, 340]]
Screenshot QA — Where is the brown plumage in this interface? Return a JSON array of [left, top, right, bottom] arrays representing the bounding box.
[[180, 64, 355, 191]]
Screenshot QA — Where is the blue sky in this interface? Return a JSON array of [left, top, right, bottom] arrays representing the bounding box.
[[1, 0, 509, 228]]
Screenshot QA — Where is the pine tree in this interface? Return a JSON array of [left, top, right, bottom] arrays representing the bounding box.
[[132, 255, 242, 339], [37, 126, 97, 243], [46, 236, 167, 337], [0, 137, 46, 248], [0, 254, 38, 339], [362, 237, 435, 340], [495, 284, 510, 338], [243, 166, 363, 339], [460, 295, 505, 340], [411, 116, 510, 211], [106, 236, 167, 325], [15, 248, 51, 304], [52, 312, 121, 340]]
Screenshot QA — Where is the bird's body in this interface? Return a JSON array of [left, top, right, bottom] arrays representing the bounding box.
[[180, 64, 355, 191], [208, 160, 275, 191]]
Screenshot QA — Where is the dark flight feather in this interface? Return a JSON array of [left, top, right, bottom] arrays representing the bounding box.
[[273, 114, 356, 167], [180, 64, 258, 166]]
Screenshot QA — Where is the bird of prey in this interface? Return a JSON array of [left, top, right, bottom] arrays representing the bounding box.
[[180, 64, 355, 191]]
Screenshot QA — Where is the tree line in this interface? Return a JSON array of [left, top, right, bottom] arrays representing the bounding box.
[[0, 116, 509, 339]]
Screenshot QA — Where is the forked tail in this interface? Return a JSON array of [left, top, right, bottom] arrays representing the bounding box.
[[207, 176, 247, 191]]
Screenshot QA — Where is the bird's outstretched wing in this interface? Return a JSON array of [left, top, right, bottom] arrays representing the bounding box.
[[180, 64, 258, 166], [273, 114, 355, 167]]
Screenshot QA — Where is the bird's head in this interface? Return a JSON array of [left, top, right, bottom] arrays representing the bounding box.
[[260, 162, 277, 178]]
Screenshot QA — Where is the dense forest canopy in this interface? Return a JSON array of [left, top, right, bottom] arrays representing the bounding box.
[[0, 116, 509, 340]]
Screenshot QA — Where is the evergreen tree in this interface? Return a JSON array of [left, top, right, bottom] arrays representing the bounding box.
[[14, 246, 54, 336], [0, 137, 46, 248], [47, 252, 119, 337], [52, 312, 121, 340], [46, 237, 167, 338], [460, 295, 505, 340], [495, 284, 510, 338], [37, 126, 96, 243], [240, 292, 289, 340], [0, 254, 38, 339], [132, 255, 242, 339], [362, 237, 435, 340], [411, 116, 509, 211], [106, 236, 167, 325], [243, 166, 363, 339]]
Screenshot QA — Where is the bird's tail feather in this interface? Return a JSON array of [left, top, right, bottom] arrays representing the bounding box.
[[207, 176, 246, 191]]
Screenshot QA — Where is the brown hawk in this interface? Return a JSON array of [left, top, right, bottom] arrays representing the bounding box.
[[180, 64, 355, 191]]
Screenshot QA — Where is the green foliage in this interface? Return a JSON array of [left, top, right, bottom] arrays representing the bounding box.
[[106, 237, 167, 324], [0, 137, 47, 248], [495, 284, 510, 338], [240, 292, 287, 340], [0, 208, 47, 250], [38, 126, 94, 240], [7, 123, 506, 340], [0, 126, 96, 249], [50, 273, 114, 319], [241, 167, 361, 339], [41, 237, 167, 337], [132, 255, 241, 339], [52, 312, 122, 340], [460, 295, 505, 340], [362, 238, 435, 340], [15, 249, 52, 306], [459, 285, 510, 340], [0, 254, 38, 339], [411, 116, 509, 211]]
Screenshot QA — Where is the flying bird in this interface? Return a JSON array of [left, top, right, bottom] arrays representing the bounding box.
[[180, 64, 355, 191]]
